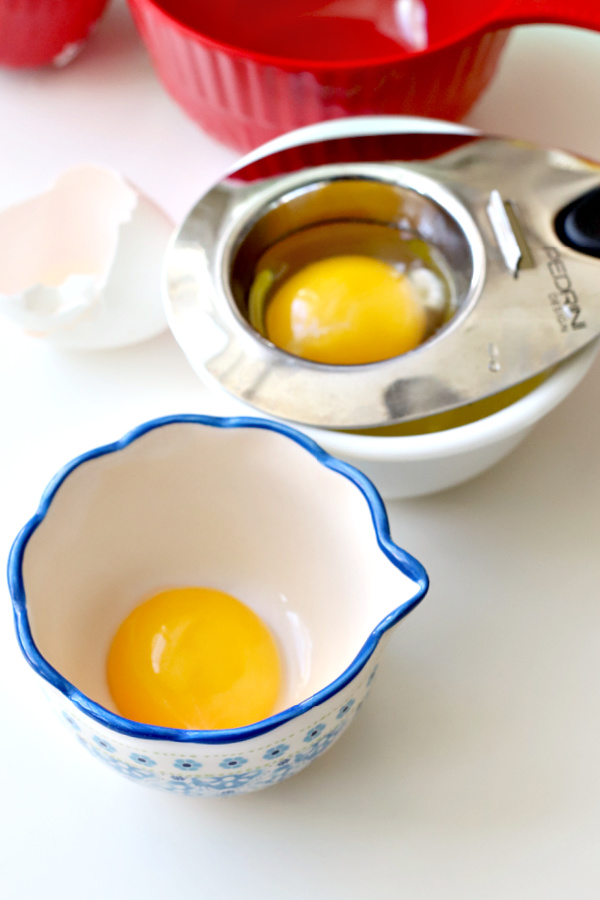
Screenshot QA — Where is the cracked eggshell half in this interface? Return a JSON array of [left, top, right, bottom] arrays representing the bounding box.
[[0, 165, 174, 349]]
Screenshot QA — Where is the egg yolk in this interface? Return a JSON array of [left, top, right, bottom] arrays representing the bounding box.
[[107, 587, 282, 730], [264, 254, 428, 365]]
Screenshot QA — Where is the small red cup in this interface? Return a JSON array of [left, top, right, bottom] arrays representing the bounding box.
[[0, 0, 110, 67], [126, 0, 600, 152]]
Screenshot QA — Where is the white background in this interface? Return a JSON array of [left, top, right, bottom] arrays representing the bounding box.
[[1, 3, 600, 897]]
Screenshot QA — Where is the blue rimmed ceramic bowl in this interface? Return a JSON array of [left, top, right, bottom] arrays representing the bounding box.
[[8, 414, 428, 796]]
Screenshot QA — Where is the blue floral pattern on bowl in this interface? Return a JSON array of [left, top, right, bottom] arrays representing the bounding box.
[[56, 669, 376, 796]]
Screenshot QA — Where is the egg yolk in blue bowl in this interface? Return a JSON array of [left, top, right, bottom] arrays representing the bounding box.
[[107, 587, 282, 730]]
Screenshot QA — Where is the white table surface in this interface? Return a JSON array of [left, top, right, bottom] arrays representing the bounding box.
[[2, 4, 600, 898]]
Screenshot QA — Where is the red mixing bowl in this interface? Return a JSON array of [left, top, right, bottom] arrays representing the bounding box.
[[126, 0, 600, 152], [0, 0, 111, 67]]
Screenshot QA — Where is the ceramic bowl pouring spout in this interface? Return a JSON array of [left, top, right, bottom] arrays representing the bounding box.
[[8, 414, 428, 796]]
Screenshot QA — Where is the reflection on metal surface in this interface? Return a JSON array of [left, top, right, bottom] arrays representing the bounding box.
[[486, 190, 521, 275], [503, 200, 536, 271], [165, 118, 600, 429]]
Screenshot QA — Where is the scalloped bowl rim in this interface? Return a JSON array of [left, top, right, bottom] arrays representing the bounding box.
[[7, 413, 428, 745]]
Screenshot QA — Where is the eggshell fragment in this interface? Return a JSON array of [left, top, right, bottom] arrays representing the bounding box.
[[0, 165, 174, 349]]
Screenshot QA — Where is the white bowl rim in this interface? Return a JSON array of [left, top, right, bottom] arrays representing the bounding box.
[[8, 413, 428, 745], [303, 342, 599, 462]]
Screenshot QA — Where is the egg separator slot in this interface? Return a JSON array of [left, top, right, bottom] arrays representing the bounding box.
[[166, 121, 600, 429]]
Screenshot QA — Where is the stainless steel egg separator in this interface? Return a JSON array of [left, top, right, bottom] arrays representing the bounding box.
[[166, 121, 600, 429]]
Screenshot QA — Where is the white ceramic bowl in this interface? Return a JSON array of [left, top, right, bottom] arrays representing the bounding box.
[[193, 341, 598, 500], [8, 414, 428, 796], [300, 342, 599, 499], [164, 116, 600, 500]]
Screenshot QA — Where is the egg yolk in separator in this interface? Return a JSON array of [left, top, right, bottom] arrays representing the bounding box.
[[107, 586, 282, 730], [247, 221, 454, 366]]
